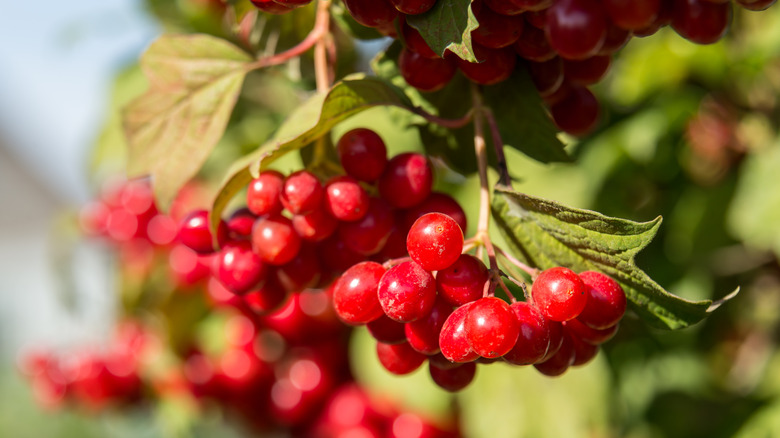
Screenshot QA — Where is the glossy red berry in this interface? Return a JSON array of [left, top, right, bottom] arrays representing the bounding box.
[[226, 208, 257, 240], [550, 86, 600, 136], [529, 57, 565, 98], [563, 55, 611, 86], [398, 48, 457, 92], [564, 318, 618, 345], [671, 0, 731, 45], [243, 277, 289, 314], [292, 207, 338, 242], [402, 192, 468, 234], [274, 245, 322, 292], [367, 314, 408, 344], [429, 361, 476, 392], [603, 0, 661, 30], [213, 240, 268, 294], [439, 303, 479, 363], [389, 0, 437, 15], [436, 254, 489, 306], [377, 261, 437, 323], [532, 267, 588, 322], [514, 24, 557, 62], [333, 261, 386, 325], [336, 128, 388, 182], [465, 297, 520, 359], [457, 45, 517, 85], [246, 170, 284, 216], [533, 333, 575, 376], [323, 176, 370, 222], [338, 197, 395, 256], [576, 271, 626, 329], [736, 0, 777, 11], [406, 212, 464, 272], [503, 302, 551, 365], [178, 210, 227, 254], [378, 153, 434, 209], [342, 0, 399, 28], [546, 0, 608, 60], [484, 0, 524, 15], [471, 0, 524, 49], [252, 215, 302, 265], [404, 298, 454, 355], [376, 342, 426, 375], [569, 332, 599, 366], [280, 170, 323, 215]]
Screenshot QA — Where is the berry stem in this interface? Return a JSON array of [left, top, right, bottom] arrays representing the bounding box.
[[236, 9, 259, 52], [411, 107, 474, 129], [313, 0, 332, 92], [247, 0, 333, 71], [382, 256, 412, 270], [494, 244, 540, 279], [483, 107, 512, 187]]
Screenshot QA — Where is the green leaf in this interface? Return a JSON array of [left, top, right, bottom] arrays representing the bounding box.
[[123, 34, 254, 208], [483, 68, 570, 164], [211, 74, 414, 233], [407, 0, 479, 62], [491, 186, 714, 330]]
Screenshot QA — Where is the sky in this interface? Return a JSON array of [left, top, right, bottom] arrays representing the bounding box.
[[0, 0, 159, 202]]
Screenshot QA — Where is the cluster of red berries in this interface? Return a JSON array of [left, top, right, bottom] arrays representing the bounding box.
[[250, 0, 775, 137], [20, 322, 149, 411], [332, 208, 627, 390], [176, 127, 465, 317]]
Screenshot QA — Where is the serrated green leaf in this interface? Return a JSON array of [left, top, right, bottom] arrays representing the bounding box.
[[484, 68, 570, 164], [407, 0, 479, 62], [123, 34, 254, 208], [491, 186, 713, 329], [211, 74, 414, 233]]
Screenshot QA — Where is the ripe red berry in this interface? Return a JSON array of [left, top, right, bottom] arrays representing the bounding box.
[[603, 0, 661, 30], [323, 176, 370, 222], [549, 86, 600, 136], [406, 212, 464, 272], [402, 22, 438, 58], [484, 0, 524, 15], [429, 361, 476, 392], [338, 197, 395, 256], [376, 342, 426, 375], [503, 302, 551, 365], [292, 207, 338, 242], [246, 170, 284, 216], [379, 153, 433, 209], [280, 170, 324, 215], [546, 0, 608, 60], [532, 267, 588, 322], [471, 0, 524, 49], [250, 0, 296, 14], [336, 128, 388, 182], [514, 24, 557, 62], [529, 57, 565, 98], [563, 55, 611, 86], [736, 0, 776, 11], [436, 254, 489, 306], [274, 245, 322, 292], [342, 0, 399, 28], [439, 303, 479, 363], [178, 210, 227, 254], [568, 332, 599, 366], [671, 0, 731, 45], [367, 314, 408, 344], [576, 271, 626, 329], [402, 192, 468, 233], [377, 261, 437, 323], [533, 333, 575, 376], [404, 298, 454, 355], [464, 297, 520, 359], [243, 276, 289, 314], [398, 48, 457, 92], [389, 0, 437, 15], [333, 261, 386, 325], [252, 215, 302, 265], [213, 240, 268, 295], [457, 44, 517, 85], [563, 318, 619, 345]]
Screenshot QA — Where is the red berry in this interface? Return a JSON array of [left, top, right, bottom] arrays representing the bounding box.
[[514, 24, 557, 62], [457, 44, 517, 85], [336, 128, 388, 182], [281, 170, 324, 215], [398, 48, 457, 92], [377, 261, 437, 323], [402, 22, 438, 58], [429, 361, 476, 392], [367, 314, 408, 344], [402, 191, 468, 233], [376, 342, 426, 375], [379, 153, 433, 209], [213, 240, 268, 294], [250, 0, 296, 14], [576, 271, 626, 329], [439, 303, 479, 363], [342, 0, 399, 28], [252, 215, 302, 265], [736, 0, 776, 11], [389, 0, 437, 15], [226, 208, 257, 240], [533, 333, 575, 376], [529, 57, 565, 98], [178, 210, 227, 254], [484, 0, 524, 15], [333, 261, 386, 325], [404, 298, 454, 355], [292, 207, 338, 242], [338, 197, 395, 256], [549, 86, 600, 136], [406, 212, 464, 272], [317, 235, 366, 272], [531, 267, 588, 321], [243, 277, 289, 314], [247, 170, 284, 216], [568, 332, 599, 366], [546, 0, 608, 60], [471, 0, 524, 49], [324, 176, 370, 222], [671, 0, 731, 45], [274, 245, 322, 292], [563, 55, 611, 86], [465, 297, 520, 358], [563, 318, 618, 345], [503, 302, 551, 365], [435, 254, 489, 306], [603, 0, 661, 30]]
